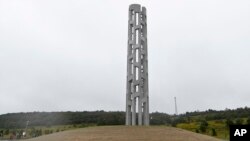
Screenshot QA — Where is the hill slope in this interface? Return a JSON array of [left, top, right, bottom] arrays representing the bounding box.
[[24, 126, 224, 141]]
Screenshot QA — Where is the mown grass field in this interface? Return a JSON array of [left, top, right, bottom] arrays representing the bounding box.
[[1, 125, 225, 141], [24, 126, 224, 141]]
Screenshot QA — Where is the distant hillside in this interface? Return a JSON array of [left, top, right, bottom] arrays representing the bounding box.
[[175, 107, 250, 124], [0, 111, 125, 128], [0, 107, 250, 129]]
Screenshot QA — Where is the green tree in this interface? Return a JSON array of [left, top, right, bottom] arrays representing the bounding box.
[[235, 118, 243, 125]]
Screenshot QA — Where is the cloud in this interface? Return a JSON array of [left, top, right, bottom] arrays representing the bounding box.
[[0, 0, 250, 115]]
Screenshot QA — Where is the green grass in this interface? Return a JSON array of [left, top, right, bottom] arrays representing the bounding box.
[[176, 117, 250, 140], [177, 120, 230, 140], [0, 124, 94, 140]]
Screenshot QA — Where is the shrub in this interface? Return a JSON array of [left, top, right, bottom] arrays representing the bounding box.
[[225, 118, 234, 128], [44, 130, 50, 135], [247, 117, 250, 124], [199, 124, 207, 133], [199, 120, 208, 133], [211, 128, 217, 136], [4, 129, 9, 135], [235, 118, 243, 125]]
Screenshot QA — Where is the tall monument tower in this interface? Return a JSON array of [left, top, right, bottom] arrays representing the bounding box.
[[126, 4, 149, 126]]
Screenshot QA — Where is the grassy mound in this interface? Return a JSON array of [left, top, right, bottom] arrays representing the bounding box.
[[24, 126, 225, 141]]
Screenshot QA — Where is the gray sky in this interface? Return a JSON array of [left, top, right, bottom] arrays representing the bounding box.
[[0, 0, 250, 115]]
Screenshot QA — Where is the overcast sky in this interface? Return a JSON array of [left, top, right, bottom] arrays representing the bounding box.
[[0, 0, 250, 115]]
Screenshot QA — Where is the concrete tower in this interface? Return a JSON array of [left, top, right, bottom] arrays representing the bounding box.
[[126, 4, 149, 126]]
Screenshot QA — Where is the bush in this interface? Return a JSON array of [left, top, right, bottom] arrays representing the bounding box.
[[0, 130, 3, 137], [235, 118, 243, 125], [4, 129, 9, 135], [199, 124, 207, 133], [247, 117, 250, 124], [199, 120, 208, 133], [201, 120, 208, 127], [171, 120, 177, 127], [44, 129, 50, 135], [225, 119, 234, 128], [211, 128, 217, 136], [38, 129, 42, 136]]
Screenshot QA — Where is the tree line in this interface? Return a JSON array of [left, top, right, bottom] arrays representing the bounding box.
[[0, 107, 250, 129]]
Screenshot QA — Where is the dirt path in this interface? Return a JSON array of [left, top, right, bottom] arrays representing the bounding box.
[[24, 126, 225, 141]]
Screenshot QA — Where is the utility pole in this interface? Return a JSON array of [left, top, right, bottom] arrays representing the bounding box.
[[174, 97, 178, 115]]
